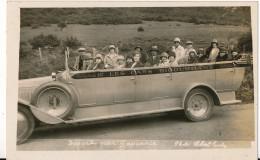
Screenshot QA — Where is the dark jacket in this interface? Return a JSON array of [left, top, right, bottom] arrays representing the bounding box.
[[147, 56, 160, 66], [216, 54, 228, 62], [126, 62, 134, 68], [187, 55, 198, 64], [197, 55, 208, 63], [88, 62, 105, 70], [131, 62, 144, 68]]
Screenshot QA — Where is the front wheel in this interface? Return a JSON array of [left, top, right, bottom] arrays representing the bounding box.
[[184, 89, 214, 122], [17, 105, 35, 144]]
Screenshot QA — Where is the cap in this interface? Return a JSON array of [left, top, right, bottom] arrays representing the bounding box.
[[160, 52, 169, 59], [197, 48, 205, 54], [219, 47, 227, 53], [168, 51, 176, 58], [109, 45, 116, 50], [78, 48, 86, 52], [126, 54, 134, 61], [83, 53, 93, 60], [95, 54, 104, 61], [186, 41, 193, 45], [211, 39, 218, 45], [174, 37, 181, 42], [150, 45, 159, 52], [135, 46, 143, 51], [188, 49, 197, 55]]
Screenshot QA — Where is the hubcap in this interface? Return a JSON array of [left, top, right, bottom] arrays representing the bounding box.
[[187, 94, 209, 117], [37, 88, 70, 117], [17, 111, 29, 139]]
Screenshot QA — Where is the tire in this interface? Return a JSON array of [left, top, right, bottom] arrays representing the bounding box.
[[17, 105, 35, 145], [184, 88, 214, 122], [31, 81, 77, 120]]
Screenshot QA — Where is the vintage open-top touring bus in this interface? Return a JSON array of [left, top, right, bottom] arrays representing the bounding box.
[[17, 52, 251, 144]]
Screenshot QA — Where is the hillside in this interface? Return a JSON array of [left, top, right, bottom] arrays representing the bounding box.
[[21, 7, 251, 27]]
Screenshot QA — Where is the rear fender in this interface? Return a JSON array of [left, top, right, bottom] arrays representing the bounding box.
[[181, 84, 221, 108]]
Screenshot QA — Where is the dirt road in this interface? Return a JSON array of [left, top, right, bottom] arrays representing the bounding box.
[[17, 103, 255, 150]]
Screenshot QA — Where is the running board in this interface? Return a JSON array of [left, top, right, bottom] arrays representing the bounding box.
[[65, 107, 182, 124], [220, 100, 241, 105]]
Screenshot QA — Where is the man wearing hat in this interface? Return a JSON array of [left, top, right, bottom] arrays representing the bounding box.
[[82, 53, 94, 70], [206, 39, 220, 62], [74, 47, 87, 70], [216, 47, 228, 62], [229, 49, 242, 60], [115, 55, 125, 69], [104, 45, 119, 69], [147, 45, 160, 67], [135, 46, 148, 64], [172, 37, 185, 63]]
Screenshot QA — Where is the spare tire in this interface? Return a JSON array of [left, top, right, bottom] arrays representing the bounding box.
[[31, 81, 77, 120]]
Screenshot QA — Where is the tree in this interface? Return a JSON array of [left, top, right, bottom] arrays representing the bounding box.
[[57, 22, 67, 30]]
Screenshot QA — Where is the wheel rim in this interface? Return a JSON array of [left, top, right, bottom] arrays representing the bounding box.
[[187, 93, 209, 117], [17, 111, 29, 139], [37, 87, 70, 117]]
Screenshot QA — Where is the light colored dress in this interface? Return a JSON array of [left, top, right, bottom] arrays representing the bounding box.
[[208, 48, 219, 62]]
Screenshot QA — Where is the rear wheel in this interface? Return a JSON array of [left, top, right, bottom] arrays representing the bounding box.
[[17, 105, 35, 144], [184, 89, 214, 121]]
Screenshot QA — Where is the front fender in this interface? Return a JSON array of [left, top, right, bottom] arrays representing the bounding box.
[[18, 99, 65, 124]]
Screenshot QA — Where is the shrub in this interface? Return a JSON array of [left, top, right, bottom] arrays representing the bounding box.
[[29, 34, 61, 49], [137, 26, 144, 32], [62, 36, 82, 49], [57, 22, 67, 30], [176, 24, 181, 26], [31, 24, 40, 29], [237, 32, 252, 52]]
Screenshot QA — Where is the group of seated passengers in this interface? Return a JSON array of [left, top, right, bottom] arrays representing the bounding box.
[[74, 38, 242, 71]]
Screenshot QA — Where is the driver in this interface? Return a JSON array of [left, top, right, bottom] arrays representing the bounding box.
[[74, 48, 87, 70], [82, 53, 94, 70]]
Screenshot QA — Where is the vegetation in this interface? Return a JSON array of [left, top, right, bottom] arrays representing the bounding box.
[[62, 36, 82, 49], [237, 32, 252, 52], [29, 34, 61, 49], [21, 7, 251, 27], [137, 26, 144, 32], [57, 22, 67, 30]]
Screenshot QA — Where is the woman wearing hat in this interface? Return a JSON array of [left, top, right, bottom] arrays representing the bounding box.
[[135, 46, 148, 64], [172, 37, 185, 63], [131, 51, 144, 68], [74, 47, 87, 70], [147, 45, 160, 67], [197, 48, 208, 63], [168, 51, 178, 66], [229, 49, 242, 60], [206, 39, 220, 62], [88, 54, 105, 70], [158, 52, 169, 67], [187, 49, 198, 64], [104, 45, 119, 69]]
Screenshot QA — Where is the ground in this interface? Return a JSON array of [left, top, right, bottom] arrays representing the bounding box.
[[17, 103, 255, 150]]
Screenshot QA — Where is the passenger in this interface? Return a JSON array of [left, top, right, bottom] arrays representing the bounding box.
[[197, 48, 208, 63], [158, 52, 169, 67], [115, 55, 125, 69], [131, 51, 144, 68], [184, 41, 194, 56], [104, 45, 119, 69], [88, 54, 105, 70], [206, 39, 220, 62], [147, 46, 160, 67], [172, 37, 185, 64], [74, 48, 87, 70], [187, 49, 198, 64], [229, 49, 242, 60], [216, 47, 228, 62], [135, 46, 148, 64], [82, 53, 94, 70], [168, 51, 178, 66], [125, 54, 134, 68]]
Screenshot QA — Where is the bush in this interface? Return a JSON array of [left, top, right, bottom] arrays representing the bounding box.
[[62, 36, 82, 49], [31, 24, 40, 29], [176, 24, 181, 26], [57, 22, 67, 30], [237, 32, 252, 52], [137, 26, 144, 32], [29, 34, 61, 49]]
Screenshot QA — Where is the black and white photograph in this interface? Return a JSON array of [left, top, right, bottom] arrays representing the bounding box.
[[6, 1, 257, 159]]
